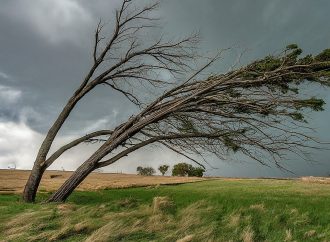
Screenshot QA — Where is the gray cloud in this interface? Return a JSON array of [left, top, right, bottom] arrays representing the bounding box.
[[0, 70, 10, 80], [0, 0, 94, 45], [0, 85, 21, 104], [0, 0, 329, 177]]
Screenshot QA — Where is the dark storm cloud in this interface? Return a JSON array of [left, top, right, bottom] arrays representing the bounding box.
[[0, 0, 329, 176], [0, 0, 136, 133]]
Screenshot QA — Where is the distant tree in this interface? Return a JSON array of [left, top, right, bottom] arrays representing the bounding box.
[[158, 165, 170, 176], [137, 166, 156, 176], [137, 166, 143, 173], [172, 163, 191, 176], [188, 167, 205, 177], [172, 162, 205, 177]]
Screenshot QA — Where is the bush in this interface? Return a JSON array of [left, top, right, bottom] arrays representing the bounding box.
[[137, 166, 156, 176], [172, 163, 191, 176], [188, 167, 205, 177], [172, 163, 205, 177]]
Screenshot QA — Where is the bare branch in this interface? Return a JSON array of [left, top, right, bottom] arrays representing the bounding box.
[[157, 140, 206, 169], [44, 130, 113, 168]]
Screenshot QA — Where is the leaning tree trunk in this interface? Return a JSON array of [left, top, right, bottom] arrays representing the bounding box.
[[46, 133, 127, 202], [47, 140, 116, 202], [22, 163, 46, 202], [22, 92, 88, 202], [47, 161, 97, 202]]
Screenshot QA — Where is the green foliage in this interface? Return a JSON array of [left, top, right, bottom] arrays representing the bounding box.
[[286, 46, 303, 62], [298, 54, 314, 65], [315, 49, 330, 61], [188, 167, 205, 177], [172, 162, 205, 177], [246, 44, 330, 82], [254, 55, 282, 72], [290, 112, 305, 122], [235, 45, 330, 121], [286, 43, 299, 50], [294, 97, 325, 111], [137, 166, 156, 176], [172, 163, 191, 176], [158, 165, 170, 176], [177, 116, 197, 133], [223, 136, 240, 152]]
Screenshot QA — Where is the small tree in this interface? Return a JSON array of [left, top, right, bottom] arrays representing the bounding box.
[[172, 163, 205, 177], [137, 166, 143, 173], [137, 166, 156, 176], [188, 167, 205, 177], [158, 165, 170, 176], [172, 163, 191, 176]]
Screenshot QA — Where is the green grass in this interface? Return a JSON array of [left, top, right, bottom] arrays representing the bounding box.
[[1, 179, 330, 241]]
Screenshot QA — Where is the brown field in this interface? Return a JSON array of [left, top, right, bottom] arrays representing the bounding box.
[[0, 169, 206, 194], [1, 169, 329, 195]]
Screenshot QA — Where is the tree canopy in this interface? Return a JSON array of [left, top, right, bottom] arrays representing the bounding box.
[[137, 166, 156, 176], [172, 163, 205, 177], [158, 165, 170, 176]]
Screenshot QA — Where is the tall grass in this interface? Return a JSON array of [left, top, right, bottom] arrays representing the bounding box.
[[1, 179, 330, 241]]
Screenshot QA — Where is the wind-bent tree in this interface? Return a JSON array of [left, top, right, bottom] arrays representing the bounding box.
[[23, 0, 330, 203], [23, 0, 197, 202]]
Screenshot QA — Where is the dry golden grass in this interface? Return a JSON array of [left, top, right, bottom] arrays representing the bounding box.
[[84, 199, 216, 242], [285, 229, 293, 241], [176, 234, 194, 242], [0, 169, 205, 194], [301, 176, 330, 184], [227, 212, 241, 228], [304, 230, 317, 238], [4, 205, 101, 242], [152, 196, 174, 214], [4, 210, 54, 241], [2, 170, 329, 196], [85, 204, 167, 242], [241, 226, 254, 242], [249, 203, 265, 212]]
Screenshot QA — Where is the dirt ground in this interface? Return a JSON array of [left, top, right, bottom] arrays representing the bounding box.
[[0, 169, 206, 194]]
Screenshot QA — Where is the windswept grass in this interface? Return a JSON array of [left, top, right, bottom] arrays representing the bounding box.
[[1, 179, 330, 241]]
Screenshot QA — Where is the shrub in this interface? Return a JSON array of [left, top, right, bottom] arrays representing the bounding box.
[[172, 163, 191, 176], [172, 163, 205, 177], [137, 166, 156, 176], [188, 167, 205, 177]]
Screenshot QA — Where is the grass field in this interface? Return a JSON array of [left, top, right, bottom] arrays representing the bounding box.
[[1, 177, 330, 242]]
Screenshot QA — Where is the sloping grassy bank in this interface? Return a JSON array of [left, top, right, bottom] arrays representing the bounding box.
[[1, 179, 330, 241]]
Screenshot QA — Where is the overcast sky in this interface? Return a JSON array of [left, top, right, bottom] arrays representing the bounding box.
[[0, 0, 329, 177]]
